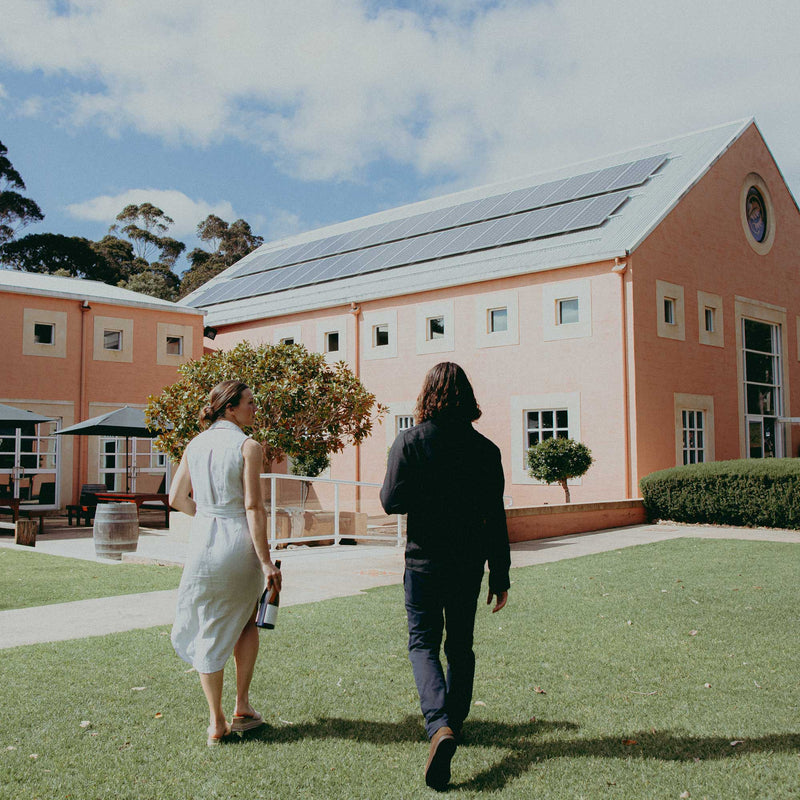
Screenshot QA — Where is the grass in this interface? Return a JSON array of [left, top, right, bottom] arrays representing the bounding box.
[[1, 538, 799, 799], [0, 548, 182, 610]]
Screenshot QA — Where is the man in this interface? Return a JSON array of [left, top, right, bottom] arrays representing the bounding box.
[[380, 362, 510, 791]]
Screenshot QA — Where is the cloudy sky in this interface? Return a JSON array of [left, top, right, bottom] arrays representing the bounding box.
[[1, 0, 799, 271]]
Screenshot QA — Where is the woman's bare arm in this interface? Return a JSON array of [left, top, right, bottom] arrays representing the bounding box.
[[168, 452, 196, 517]]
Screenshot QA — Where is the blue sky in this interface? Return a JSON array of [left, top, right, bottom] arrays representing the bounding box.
[[2, 0, 799, 275]]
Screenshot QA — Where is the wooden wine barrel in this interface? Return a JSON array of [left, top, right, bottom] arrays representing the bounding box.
[[93, 503, 139, 560]]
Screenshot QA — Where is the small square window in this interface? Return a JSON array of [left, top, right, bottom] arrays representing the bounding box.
[[489, 308, 508, 333], [704, 307, 715, 333], [166, 335, 183, 356], [664, 298, 676, 325], [34, 323, 54, 345], [324, 331, 339, 353], [558, 298, 579, 325], [103, 330, 122, 351], [373, 324, 390, 347], [427, 316, 445, 340], [280, 337, 295, 345]]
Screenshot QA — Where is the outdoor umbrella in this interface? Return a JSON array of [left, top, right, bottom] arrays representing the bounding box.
[[56, 406, 170, 492], [0, 402, 54, 427]]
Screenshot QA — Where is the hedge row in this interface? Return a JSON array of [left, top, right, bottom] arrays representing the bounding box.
[[639, 458, 800, 529]]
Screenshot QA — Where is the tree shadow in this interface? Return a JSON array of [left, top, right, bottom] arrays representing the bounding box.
[[240, 717, 800, 792]]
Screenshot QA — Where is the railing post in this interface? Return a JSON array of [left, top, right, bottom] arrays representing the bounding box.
[[396, 514, 402, 547], [334, 482, 340, 546], [269, 475, 276, 546]]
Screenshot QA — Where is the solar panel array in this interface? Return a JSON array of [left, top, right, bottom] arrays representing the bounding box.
[[188, 153, 667, 308]]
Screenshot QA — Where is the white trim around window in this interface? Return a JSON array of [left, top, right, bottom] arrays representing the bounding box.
[[273, 324, 302, 346], [510, 392, 581, 485], [315, 316, 348, 363], [474, 289, 519, 349], [416, 299, 455, 355], [541, 279, 592, 341], [656, 280, 685, 341], [385, 400, 416, 449], [362, 309, 398, 360], [674, 393, 715, 466], [697, 291, 724, 348]]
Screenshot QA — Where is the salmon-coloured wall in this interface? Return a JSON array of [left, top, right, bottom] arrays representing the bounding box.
[[212, 261, 633, 507], [0, 291, 205, 504], [631, 124, 800, 483]]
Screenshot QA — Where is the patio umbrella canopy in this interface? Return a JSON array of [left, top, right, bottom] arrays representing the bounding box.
[[56, 406, 171, 492], [0, 402, 54, 427]]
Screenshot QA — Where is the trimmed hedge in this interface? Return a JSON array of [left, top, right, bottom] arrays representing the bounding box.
[[639, 458, 800, 529]]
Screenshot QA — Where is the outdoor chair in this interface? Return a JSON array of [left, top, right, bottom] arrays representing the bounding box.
[[66, 484, 108, 526]]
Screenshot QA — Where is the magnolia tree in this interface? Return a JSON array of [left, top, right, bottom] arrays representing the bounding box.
[[526, 436, 593, 503], [146, 341, 387, 471]]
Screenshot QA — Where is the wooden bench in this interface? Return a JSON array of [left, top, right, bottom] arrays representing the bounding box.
[[66, 484, 108, 526]]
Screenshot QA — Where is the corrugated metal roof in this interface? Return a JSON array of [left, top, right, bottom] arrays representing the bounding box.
[[0, 269, 204, 316], [186, 118, 753, 327]]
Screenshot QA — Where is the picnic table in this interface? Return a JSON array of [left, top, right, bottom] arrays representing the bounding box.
[[94, 492, 171, 527], [0, 498, 46, 535]]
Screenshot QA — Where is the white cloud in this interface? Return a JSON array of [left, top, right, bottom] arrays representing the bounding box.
[[1, 0, 800, 192], [65, 189, 236, 238]]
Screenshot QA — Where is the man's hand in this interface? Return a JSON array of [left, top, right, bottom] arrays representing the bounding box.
[[487, 589, 508, 613]]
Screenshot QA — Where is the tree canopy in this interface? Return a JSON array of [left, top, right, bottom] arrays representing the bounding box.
[[526, 436, 593, 503], [179, 215, 263, 298], [145, 341, 387, 466], [0, 140, 44, 245], [0, 232, 124, 282]]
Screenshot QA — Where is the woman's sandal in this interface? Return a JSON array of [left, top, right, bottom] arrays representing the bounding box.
[[207, 723, 233, 747], [231, 711, 265, 732]]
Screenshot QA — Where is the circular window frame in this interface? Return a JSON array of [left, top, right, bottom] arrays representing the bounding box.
[[740, 173, 775, 255]]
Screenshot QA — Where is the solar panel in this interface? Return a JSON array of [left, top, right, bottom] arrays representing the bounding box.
[[196, 153, 667, 307]]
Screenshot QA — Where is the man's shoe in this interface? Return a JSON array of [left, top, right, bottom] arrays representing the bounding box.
[[424, 726, 457, 791]]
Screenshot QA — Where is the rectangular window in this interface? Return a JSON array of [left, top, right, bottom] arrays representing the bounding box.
[[489, 307, 508, 333], [373, 324, 389, 347], [526, 409, 569, 450], [558, 298, 580, 325], [33, 323, 54, 345], [324, 331, 340, 353], [103, 330, 122, 351], [704, 307, 715, 333], [743, 318, 782, 458], [681, 409, 705, 464], [165, 335, 183, 356], [396, 415, 415, 434], [427, 316, 445, 340], [280, 337, 295, 345], [664, 298, 676, 325]]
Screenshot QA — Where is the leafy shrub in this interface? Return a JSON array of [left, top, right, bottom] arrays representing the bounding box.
[[639, 458, 800, 529], [527, 437, 593, 503]]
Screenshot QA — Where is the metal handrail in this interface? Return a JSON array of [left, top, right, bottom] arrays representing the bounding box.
[[260, 472, 403, 547]]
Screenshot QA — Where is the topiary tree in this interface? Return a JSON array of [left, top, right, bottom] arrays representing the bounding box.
[[526, 436, 593, 503], [145, 341, 387, 469]]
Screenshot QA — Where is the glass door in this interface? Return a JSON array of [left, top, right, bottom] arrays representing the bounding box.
[[0, 420, 60, 508], [743, 318, 783, 458], [99, 437, 169, 492]]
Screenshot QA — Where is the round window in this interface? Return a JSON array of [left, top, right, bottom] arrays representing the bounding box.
[[745, 186, 768, 243]]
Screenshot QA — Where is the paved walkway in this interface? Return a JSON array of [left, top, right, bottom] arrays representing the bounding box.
[[1, 522, 798, 650]]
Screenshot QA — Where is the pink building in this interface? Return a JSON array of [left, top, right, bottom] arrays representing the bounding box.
[[0, 271, 205, 510], [183, 119, 800, 506]]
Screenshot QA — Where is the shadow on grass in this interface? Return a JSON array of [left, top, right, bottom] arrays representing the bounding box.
[[239, 717, 800, 792]]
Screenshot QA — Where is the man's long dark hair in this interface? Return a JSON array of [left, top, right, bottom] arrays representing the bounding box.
[[414, 362, 481, 424]]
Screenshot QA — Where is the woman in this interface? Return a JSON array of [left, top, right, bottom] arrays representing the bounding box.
[[170, 380, 281, 746], [380, 362, 510, 791]]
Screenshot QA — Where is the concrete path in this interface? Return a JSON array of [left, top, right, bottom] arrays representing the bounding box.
[[1, 522, 798, 650]]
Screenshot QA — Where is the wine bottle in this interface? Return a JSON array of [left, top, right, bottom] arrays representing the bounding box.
[[256, 559, 281, 630]]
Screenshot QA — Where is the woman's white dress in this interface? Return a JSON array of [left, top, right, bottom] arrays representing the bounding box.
[[171, 419, 264, 673]]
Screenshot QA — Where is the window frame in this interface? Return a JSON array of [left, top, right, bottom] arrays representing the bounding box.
[[33, 322, 55, 345]]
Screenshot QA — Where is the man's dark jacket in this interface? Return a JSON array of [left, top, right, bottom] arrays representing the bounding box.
[[380, 417, 511, 594]]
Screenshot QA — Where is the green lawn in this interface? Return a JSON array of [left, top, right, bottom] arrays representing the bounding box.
[[1, 538, 798, 799], [0, 548, 182, 610]]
